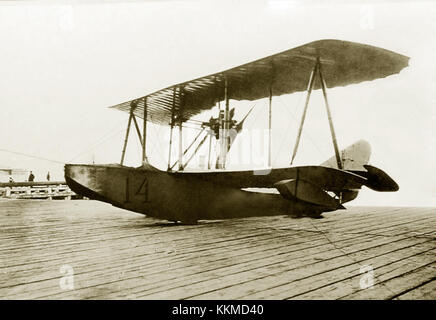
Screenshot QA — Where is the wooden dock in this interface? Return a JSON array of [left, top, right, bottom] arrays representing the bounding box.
[[0, 199, 434, 300], [0, 181, 76, 200]]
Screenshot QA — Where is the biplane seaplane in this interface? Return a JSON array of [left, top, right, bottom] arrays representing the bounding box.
[[65, 39, 409, 224]]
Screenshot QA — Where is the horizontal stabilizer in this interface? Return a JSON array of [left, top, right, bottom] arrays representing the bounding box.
[[320, 140, 399, 192], [275, 178, 344, 210], [357, 165, 399, 192], [286, 166, 368, 192]]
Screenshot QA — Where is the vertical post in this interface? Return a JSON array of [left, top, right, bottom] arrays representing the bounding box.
[[167, 88, 176, 171], [318, 58, 342, 170], [142, 97, 148, 164], [291, 62, 318, 165], [120, 110, 133, 165]]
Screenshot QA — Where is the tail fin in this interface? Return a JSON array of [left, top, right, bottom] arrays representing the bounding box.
[[320, 139, 371, 171], [321, 139, 398, 196]]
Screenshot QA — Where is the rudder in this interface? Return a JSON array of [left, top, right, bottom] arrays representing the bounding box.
[[320, 139, 371, 171]]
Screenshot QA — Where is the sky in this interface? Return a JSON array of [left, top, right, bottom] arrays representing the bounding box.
[[0, 0, 435, 206]]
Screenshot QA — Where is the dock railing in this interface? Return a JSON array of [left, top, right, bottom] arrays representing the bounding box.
[[0, 181, 79, 200]]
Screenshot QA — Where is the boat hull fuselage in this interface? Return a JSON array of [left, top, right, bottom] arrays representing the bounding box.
[[65, 164, 330, 222]]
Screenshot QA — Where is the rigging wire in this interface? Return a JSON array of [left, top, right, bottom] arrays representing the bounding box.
[[224, 101, 259, 167], [67, 119, 128, 162], [0, 148, 65, 165], [147, 123, 171, 166], [305, 217, 398, 298], [274, 94, 327, 164], [272, 94, 303, 164], [0, 119, 128, 166], [68, 127, 125, 163]]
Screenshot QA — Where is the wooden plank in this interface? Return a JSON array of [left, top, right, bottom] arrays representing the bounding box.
[[184, 239, 434, 300], [393, 279, 436, 300], [243, 246, 435, 299], [341, 262, 436, 300], [5, 230, 368, 299], [1, 228, 319, 287], [112, 236, 432, 299], [14, 209, 432, 298], [0, 200, 434, 300], [5, 203, 429, 257]]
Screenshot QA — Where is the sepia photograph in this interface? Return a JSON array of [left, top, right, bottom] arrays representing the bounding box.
[[0, 0, 435, 307]]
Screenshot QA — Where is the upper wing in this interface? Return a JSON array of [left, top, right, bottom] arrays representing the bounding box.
[[110, 39, 409, 125]]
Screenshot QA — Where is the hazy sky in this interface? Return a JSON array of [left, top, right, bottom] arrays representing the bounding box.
[[0, 0, 435, 206]]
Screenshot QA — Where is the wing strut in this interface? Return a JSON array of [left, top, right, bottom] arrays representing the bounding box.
[[290, 58, 342, 169], [120, 101, 144, 165], [207, 132, 213, 170], [217, 76, 230, 169], [178, 123, 183, 171], [268, 60, 276, 168], [167, 88, 176, 171], [131, 111, 144, 148], [224, 76, 230, 168], [318, 57, 343, 170], [178, 86, 185, 171], [142, 97, 148, 164], [120, 108, 133, 165], [291, 62, 318, 165], [268, 85, 273, 167], [184, 133, 209, 168], [170, 127, 205, 170]]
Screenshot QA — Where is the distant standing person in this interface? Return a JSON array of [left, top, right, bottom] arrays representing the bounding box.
[[28, 171, 35, 182], [46, 172, 50, 181]]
